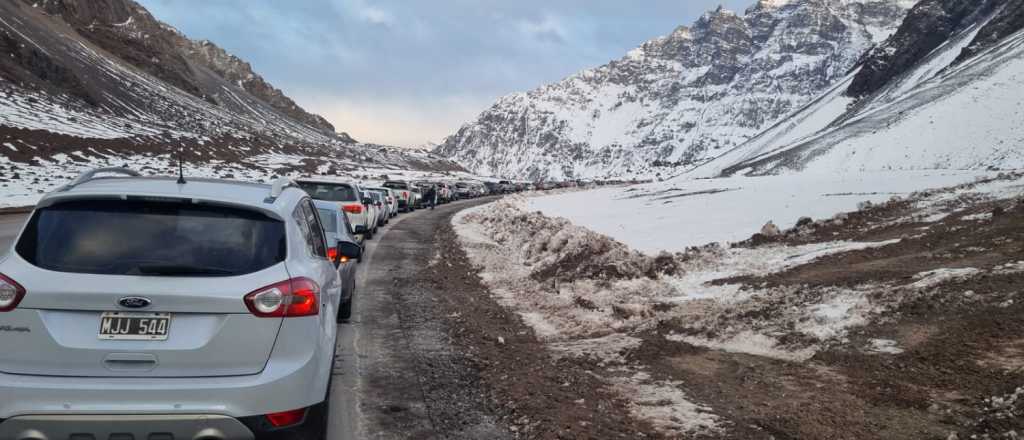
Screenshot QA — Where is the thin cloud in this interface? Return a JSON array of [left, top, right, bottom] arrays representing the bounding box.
[[517, 14, 569, 45], [137, 0, 752, 147]]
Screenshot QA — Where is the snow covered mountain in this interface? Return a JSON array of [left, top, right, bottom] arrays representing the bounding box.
[[696, 0, 1024, 176], [437, 0, 916, 181], [0, 0, 462, 181]]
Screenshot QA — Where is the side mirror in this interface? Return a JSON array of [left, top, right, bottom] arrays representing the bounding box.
[[338, 241, 361, 262]]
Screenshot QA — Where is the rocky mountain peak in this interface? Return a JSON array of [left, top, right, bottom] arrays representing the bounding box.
[[437, 0, 915, 180]]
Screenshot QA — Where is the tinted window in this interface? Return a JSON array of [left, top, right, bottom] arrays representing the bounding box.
[[383, 181, 408, 190], [317, 208, 338, 234], [16, 200, 285, 276], [293, 200, 327, 258], [298, 182, 357, 202]]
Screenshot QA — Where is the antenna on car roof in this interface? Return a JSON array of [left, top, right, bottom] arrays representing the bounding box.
[[176, 144, 187, 185]]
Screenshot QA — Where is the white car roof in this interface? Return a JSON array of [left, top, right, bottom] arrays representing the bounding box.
[[39, 176, 307, 221], [296, 177, 357, 186]]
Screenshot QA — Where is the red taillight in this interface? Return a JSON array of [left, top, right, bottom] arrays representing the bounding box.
[[244, 278, 319, 318], [0, 273, 25, 312], [327, 247, 338, 263], [265, 407, 307, 428], [403, 191, 409, 199], [343, 204, 363, 214]]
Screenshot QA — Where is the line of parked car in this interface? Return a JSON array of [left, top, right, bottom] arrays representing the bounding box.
[[0, 168, 511, 440]]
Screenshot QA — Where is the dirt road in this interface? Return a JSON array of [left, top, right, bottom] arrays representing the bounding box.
[[335, 198, 655, 439], [330, 197, 512, 439]]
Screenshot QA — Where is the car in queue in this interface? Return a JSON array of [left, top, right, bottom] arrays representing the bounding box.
[[0, 168, 342, 439], [313, 199, 361, 319], [383, 180, 414, 213], [367, 187, 398, 219], [365, 189, 389, 227], [297, 178, 377, 240]]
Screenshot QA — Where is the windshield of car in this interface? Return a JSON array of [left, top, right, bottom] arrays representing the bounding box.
[[298, 182, 357, 202], [16, 200, 286, 276], [383, 181, 408, 190]]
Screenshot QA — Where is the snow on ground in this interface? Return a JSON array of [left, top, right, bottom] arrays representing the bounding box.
[[453, 195, 909, 434], [454, 172, 1024, 433], [528, 171, 996, 254]]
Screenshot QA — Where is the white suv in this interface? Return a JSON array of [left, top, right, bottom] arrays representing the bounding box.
[[297, 178, 377, 240], [0, 168, 352, 439]]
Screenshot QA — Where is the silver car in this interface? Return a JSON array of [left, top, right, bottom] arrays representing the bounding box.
[[314, 199, 360, 320], [0, 168, 352, 439]]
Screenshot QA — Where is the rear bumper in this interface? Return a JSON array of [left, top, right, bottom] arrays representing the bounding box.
[[0, 414, 255, 440], [0, 318, 331, 421]]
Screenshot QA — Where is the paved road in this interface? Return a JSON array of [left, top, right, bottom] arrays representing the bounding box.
[[0, 198, 503, 439]]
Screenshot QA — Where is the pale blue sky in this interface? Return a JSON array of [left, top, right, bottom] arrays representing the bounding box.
[[138, 0, 751, 147]]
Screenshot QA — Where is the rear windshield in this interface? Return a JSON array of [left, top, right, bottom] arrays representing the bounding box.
[[317, 208, 338, 233], [298, 182, 357, 202], [16, 200, 286, 277], [383, 181, 408, 190]]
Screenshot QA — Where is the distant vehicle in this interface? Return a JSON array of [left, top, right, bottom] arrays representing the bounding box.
[[313, 199, 360, 319], [0, 168, 349, 438], [498, 180, 514, 193], [484, 181, 501, 194], [360, 189, 382, 237], [410, 186, 424, 209], [437, 182, 454, 203], [297, 178, 377, 239], [455, 182, 474, 199], [369, 187, 399, 218], [383, 180, 414, 212], [365, 189, 389, 227]]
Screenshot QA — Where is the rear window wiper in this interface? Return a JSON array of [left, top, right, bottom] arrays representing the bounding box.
[[134, 264, 235, 276]]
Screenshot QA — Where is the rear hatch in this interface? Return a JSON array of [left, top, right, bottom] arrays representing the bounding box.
[[0, 199, 290, 378]]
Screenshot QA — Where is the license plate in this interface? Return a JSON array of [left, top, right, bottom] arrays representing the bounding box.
[[98, 312, 171, 341]]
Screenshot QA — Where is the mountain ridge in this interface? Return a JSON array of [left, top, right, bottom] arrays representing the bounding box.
[[437, 0, 915, 181], [0, 0, 462, 179]]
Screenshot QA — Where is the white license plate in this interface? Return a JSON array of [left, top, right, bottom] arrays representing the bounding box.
[[98, 312, 171, 341]]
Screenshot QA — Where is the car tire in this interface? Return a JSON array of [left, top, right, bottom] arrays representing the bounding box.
[[338, 293, 353, 322], [365, 229, 373, 240]]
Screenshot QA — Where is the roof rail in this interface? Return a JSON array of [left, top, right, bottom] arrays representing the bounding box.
[[265, 177, 297, 203], [58, 167, 142, 192]]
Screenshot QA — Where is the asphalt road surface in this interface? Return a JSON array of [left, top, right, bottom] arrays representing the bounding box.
[[0, 198, 505, 440]]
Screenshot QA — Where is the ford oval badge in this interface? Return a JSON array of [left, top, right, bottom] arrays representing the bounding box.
[[118, 296, 152, 309]]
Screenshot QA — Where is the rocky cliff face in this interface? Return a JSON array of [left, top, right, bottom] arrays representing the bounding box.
[[846, 0, 1024, 98], [0, 0, 463, 192], [437, 0, 915, 181], [24, 0, 337, 134], [693, 0, 1024, 176]]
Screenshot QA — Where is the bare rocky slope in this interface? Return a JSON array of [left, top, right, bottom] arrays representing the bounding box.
[[436, 0, 915, 181], [0, 0, 462, 181], [698, 0, 1024, 176]]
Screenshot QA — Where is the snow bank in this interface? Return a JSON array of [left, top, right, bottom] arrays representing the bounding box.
[[456, 197, 933, 351]]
